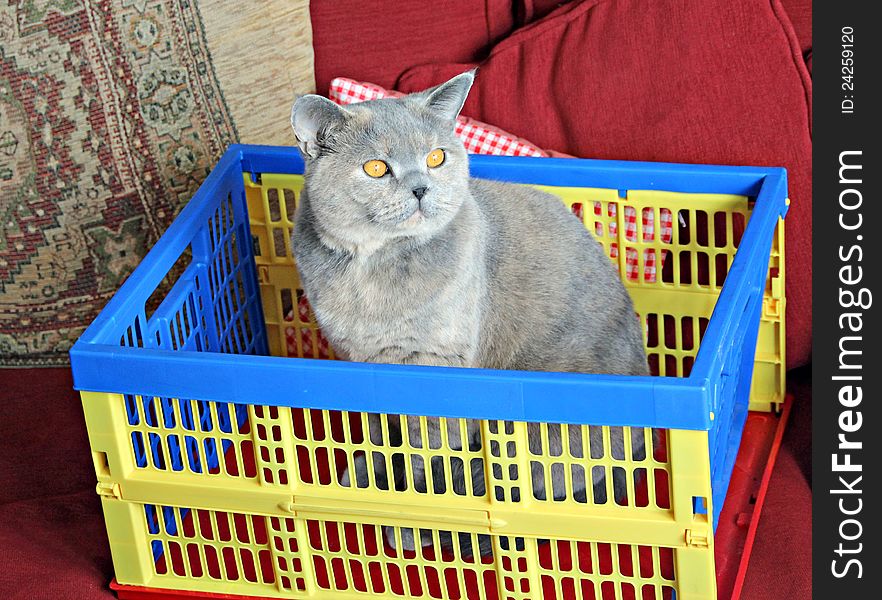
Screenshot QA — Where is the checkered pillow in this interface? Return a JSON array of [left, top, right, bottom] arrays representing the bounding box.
[[588, 203, 674, 283], [329, 77, 549, 157]]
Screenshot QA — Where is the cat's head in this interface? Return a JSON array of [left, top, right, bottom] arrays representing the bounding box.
[[290, 71, 475, 251]]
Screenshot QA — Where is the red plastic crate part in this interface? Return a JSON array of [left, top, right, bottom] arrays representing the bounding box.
[[716, 395, 792, 600]]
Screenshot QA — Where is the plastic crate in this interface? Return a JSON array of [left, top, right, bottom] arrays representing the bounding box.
[[70, 145, 788, 600]]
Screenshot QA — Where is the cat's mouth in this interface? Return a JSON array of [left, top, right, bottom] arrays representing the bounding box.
[[401, 209, 425, 226]]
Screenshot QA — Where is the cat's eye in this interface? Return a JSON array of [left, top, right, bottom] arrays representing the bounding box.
[[363, 160, 389, 178], [426, 148, 445, 168]]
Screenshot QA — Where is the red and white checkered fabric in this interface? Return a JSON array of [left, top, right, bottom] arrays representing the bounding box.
[[571, 203, 674, 283], [285, 293, 332, 359], [329, 78, 549, 158]]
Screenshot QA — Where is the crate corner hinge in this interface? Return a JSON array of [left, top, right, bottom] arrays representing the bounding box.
[[685, 528, 710, 548], [96, 481, 122, 500]]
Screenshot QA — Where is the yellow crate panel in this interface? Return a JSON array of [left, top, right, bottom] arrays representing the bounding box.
[[105, 498, 713, 600], [83, 382, 716, 597]]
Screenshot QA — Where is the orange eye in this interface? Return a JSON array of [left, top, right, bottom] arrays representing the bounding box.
[[426, 148, 445, 168], [363, 160, 389, 178]]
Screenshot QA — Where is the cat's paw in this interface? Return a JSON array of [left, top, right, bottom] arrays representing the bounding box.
[[384, 526, 424, 553], [384, 526, 411, 552], [340, 453, 368, 487]]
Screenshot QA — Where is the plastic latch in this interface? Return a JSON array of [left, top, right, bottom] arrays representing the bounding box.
[[685, 528, 710, 548], [96, 482, 121, 500], [762, 297, 781, 319]]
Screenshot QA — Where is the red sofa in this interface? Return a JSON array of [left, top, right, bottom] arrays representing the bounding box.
[[0, 1, 811, 598]]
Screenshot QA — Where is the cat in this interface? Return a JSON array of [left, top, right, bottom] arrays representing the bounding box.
[[289, 70, 649, 556]]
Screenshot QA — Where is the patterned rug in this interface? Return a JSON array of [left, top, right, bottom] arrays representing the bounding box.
[[0, 0, 314, 366]]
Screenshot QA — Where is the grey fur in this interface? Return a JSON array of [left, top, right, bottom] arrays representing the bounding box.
[[290, 71, 648, 556]]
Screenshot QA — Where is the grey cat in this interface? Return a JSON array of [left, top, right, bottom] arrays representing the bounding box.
[[289, 71, 649, 556]]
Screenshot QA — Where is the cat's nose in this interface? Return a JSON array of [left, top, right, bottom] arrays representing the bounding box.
[[412, 186, 428, 201]]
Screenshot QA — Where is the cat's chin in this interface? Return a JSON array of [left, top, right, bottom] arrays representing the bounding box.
[[399, 209, 426, 227]]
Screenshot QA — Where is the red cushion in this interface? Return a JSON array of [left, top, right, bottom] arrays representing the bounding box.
[[777, 0, 812, 56], [517, 1, 813, 65], [513, 0, 578, 25], [310, 1, 515, 98], [397, 0, 813, 370]]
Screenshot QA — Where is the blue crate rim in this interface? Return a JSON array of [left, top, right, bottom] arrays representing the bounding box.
[[70, 145, 788, 432]]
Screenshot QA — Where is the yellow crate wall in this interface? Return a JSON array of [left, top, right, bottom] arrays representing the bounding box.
[[97, 496, 695, 599], [85, 385, 714, 598]]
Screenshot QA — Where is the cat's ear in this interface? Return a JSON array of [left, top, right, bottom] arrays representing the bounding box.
[[291, 95, 349, 158], [412, 69, 476, 122]]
